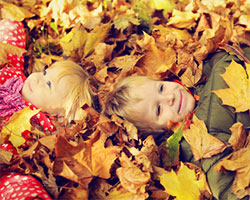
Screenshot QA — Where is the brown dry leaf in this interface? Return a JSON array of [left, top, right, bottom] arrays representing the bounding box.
[[60, 187, 89, 200], [0, 0, 34, 21], [83, 23, 110, 57], [91, 133, 122, 178], [180, 58, 202, 87], [213, 60, 250, 112], [107, 184, 149, 200], [137, 36, 176, 78], [229, 122, 247, 151], [59, 22, 87, 59], [215, 148, 250, 199], [116, 152, 150, 194], [53, 135, 93, 185], [183, 115, 228, 161], [40, 0, 102, 29], [167, 9, 200, 29], [0, 149, 12, 164], [160, 162, 207, 200]]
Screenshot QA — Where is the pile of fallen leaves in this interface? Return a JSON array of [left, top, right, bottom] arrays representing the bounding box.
[[1, 0, 250, 199]]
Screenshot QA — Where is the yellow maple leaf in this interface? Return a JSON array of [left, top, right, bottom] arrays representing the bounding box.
[[160, 162, 205, 200], [213, 60, 250, 112], [1, 107, 39, 148], [183, 115, 228, 161]]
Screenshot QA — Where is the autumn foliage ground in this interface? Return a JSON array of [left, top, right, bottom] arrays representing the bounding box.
[[1, 0, 250, 199]]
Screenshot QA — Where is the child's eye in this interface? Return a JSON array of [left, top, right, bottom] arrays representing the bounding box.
[[157, 105, 161, 116], [47, 81, 51, 88], [43, 65, 48, 75], [159, 84, 164, 93]]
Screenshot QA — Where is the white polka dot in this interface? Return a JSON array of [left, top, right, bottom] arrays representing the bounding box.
[[36, 113, 40, 118], [22, 187, 28, 190], [4, 72, 7, 75], [9, 188, 14, 193], [40, 121, 45, 125], [44, 194, 48, 198], [13, 37, 17, 41], [6, 184, 11, 188], [10, 26, 15, 30], [18, 192, 23, 196], [16, 186, 21, 191], [2, 41, 7, 43], [14, 75, 17, 77], [45, 127, 48, 131], [37, 190, 42, 193], [34, 185, 40, 188], [50, 125, 54, 130], [16, 63, 20, 66], [12, 42, 16, 45], [29, 188, 35, 191], [4, 35, 8, 40], [31, 193, 37, 197], [22, 177, 28, 181], [8, 73, 11, 76], [20, 198, 25, 200], [24, 191, 30, 195], [4, 181, 9, 186], [0, 186, 5, 191], [11, 193, 17, 198], [14, 30, 18, 34], [1, 77, 4, 80], [14, 175, 20, 179]]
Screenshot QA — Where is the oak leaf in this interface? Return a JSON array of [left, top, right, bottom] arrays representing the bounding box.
[[182, 115, 228, 161], [213, 60, 250, 112], [160, 162, 206, 200], [1, 107, 39, 148]]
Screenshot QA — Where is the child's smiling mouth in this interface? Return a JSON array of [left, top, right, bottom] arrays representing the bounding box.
[[178, 90, 183, 114]]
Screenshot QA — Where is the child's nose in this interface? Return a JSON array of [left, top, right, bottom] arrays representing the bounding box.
[[163, 93, 175, 106]]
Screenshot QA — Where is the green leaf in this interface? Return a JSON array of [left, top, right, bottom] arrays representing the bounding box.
[[50, 22, 59, 35], [160, 122, 184, 167]]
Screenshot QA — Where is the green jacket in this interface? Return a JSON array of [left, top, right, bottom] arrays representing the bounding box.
[[180, 48, 250, 200]]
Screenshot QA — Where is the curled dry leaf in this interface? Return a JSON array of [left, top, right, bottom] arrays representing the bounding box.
[[183, 115, 228, 161], [116, 152, 150, 194], [215, 148, 250, 199], [229, 122, 247, 151]]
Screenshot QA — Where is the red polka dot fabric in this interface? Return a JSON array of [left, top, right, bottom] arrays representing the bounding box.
[[0, 172, 52, 200], [0, 19, 56, 132]]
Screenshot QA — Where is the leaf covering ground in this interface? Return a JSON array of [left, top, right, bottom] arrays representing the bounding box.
[[1, 0, 250, 199]]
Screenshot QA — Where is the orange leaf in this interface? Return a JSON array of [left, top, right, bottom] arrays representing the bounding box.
[[182, 115, 228, 161]]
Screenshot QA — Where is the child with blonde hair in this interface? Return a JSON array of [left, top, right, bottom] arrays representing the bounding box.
[[0, 19, 95, 200], [104, 48, 250, 200]]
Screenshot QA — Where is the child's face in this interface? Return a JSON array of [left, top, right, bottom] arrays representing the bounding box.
[[129, 79, 195, 131], [21, 66, 72, 116]]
